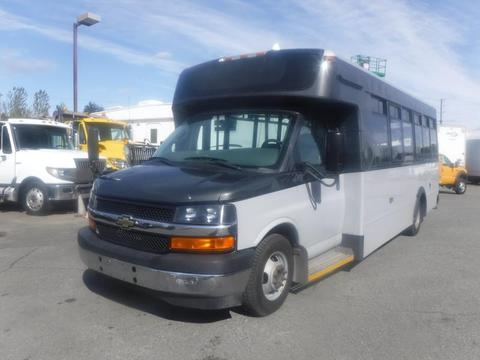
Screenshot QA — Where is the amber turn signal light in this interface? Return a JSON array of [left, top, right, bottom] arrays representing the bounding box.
[[170, 236, 235, 253], [88, 215, 96, 232]]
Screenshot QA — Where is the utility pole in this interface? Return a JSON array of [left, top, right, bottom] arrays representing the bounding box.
[[439, 98, 445, 125]]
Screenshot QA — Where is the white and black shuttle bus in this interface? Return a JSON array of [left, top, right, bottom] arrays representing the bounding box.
[[78, 49, 439, 316]]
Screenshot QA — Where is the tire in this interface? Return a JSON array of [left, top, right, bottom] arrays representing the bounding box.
[[454, 177, 467, 194], [242, 234, 293, 317], [403, 198, 423, 236], [22, 182, 50, 215]]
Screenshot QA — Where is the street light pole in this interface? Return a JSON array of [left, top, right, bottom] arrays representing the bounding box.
[[72, 12, 101, 114], [73, 23, 78, 113]]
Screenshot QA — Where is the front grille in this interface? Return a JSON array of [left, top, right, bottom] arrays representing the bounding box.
[[127, 145, 158, 166], [96, 223, 170, 254], [74, 159, 107, 183], [96, 197, 175, 223]]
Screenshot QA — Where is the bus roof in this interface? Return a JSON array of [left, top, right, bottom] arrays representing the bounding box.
[[173, 48, 435, 119]]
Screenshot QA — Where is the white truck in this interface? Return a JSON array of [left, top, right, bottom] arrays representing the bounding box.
[[438, 125, 467, 166], [0, 118, 102, 215]]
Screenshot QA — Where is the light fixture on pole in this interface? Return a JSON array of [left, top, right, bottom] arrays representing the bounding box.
[[73, 12, 101, 114]]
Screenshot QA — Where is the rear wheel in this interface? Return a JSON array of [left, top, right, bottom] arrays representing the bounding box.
[[242, 234, 293, 317], [22, 182, 49, 215], [404, 198, 423, 236], [454, 177, 467, 194]]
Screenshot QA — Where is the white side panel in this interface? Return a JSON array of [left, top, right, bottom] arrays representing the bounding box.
[[438, 126, 466, 165], [341, 172, 364, 235], [362, 163, 438, 257], [234, 177, 345, 259]]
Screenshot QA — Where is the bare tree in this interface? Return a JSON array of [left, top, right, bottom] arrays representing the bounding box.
[[83, 101, 104, 114], [32, 89, 50, 118], [6, 87, 30, 118]]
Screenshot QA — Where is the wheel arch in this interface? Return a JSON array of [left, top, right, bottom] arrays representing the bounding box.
[[255, 219, 308, 284], [416, 186, 427, 218], [18, 177, 46, 199]]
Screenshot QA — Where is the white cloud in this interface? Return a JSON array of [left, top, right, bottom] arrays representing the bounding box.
[[0, 49, 55, 73], [0, 8, 185, 74], [1, 1, 479, 128]]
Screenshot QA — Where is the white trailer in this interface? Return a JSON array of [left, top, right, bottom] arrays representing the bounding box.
[[466, 138, 480, 183], [438, 125, 466, 166]]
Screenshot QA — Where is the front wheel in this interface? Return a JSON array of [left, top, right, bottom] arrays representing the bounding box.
[[242, 234, 293, 316], [22, 182, 50, 215], [454, 178, 467, 194]]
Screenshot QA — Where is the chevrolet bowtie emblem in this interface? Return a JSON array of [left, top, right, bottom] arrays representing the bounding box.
[[116, 216, 136, 230]]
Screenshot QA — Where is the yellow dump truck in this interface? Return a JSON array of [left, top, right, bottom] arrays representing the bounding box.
[[72, 117, 157, 170], [439, 153, 467, 194]]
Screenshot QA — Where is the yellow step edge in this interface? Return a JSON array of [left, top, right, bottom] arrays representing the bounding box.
[[307, 255, 354, 283]]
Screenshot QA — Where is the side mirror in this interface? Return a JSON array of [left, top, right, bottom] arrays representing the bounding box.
[[325, 130, 344, 173]]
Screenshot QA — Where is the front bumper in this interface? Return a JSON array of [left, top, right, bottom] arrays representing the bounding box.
[[78, 227, 254, 309], [47, 183, 92, 201]]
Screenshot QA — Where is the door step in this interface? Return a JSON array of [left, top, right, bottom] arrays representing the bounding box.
[[291, 246, 354, 292]]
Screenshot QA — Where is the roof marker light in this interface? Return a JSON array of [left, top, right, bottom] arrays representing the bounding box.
[[218, 51, 267, 63]]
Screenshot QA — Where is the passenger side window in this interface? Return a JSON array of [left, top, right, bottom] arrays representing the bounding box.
[[402, 108, 414, 162], [294, 122, 325, 167], [389, 104, 403, 162], [1, 125, 12, 154], [429, 118, 438, 158], [413, 113, 423, 160], [422, 116, 431, 158], [364, 97, 390, 168]]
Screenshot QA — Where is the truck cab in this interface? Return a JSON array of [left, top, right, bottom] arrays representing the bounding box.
[[74, 117, 130, 170], [439, 153, 467, 194], [73, 117, 157, 169], [0, 118, 103, 214]]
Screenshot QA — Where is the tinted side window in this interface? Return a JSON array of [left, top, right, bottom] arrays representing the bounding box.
[[429, 118, 438, 158], [422, 116, 430, 158], [1, 125, 12, 154], [413, 113, 423, 160], [402, 108, 414, 162], [364, 117, 390, 168], [294, 121, 324, 167], [389, 104, 403, 162]]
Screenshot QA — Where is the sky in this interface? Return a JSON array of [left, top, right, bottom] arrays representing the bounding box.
[[0, 0, 479, 129]]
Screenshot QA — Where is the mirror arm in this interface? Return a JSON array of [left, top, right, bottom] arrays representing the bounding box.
[[300, 162, 337, 187]]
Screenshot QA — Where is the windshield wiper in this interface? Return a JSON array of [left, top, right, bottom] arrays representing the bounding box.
[[184, 156, 242, 170], [149, 156, 174, 166]]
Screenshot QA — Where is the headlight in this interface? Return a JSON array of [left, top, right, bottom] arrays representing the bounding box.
[[109, 158, 128, 169], [46, 167, 76, 181], [174, 204, 236, 225], [88, 191, 97, 210]]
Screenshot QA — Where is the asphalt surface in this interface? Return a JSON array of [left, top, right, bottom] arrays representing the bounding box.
[[1, 186, 480, 360]]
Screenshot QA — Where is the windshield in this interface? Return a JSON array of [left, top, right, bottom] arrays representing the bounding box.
[[86, 123, 128, 141], [153, 111, 295, 168], [13, 124, 73, 150]]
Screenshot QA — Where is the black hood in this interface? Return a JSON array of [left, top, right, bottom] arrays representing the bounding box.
[[95, 162, 300, 205]]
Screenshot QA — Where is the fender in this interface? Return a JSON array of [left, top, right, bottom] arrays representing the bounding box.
[[253, 218, 308, 284]]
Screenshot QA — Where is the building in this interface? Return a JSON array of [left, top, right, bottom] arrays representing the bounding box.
[[93, 100, 174, 145]]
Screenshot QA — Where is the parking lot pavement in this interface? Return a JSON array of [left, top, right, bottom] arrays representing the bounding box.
[[1, 187, 480, 360]]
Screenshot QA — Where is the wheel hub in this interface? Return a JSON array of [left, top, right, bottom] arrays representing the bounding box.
[[262, 251, 288, 301], [26, 188, 44, 211]]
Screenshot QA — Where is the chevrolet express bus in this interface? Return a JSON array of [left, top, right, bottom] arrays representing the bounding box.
[[78, 49, 439, 316]]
